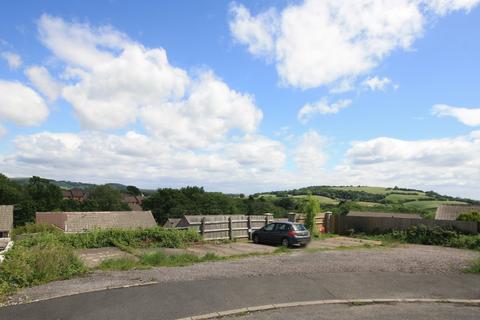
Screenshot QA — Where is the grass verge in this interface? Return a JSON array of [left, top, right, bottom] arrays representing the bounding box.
[[98, 251, 221, 270], [465, 259, 480, 273]]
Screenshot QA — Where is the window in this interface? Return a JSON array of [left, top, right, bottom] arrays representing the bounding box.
[[264, 223, 275, 231], [293, 224, 307, 231], [275, 224, 289, 231]]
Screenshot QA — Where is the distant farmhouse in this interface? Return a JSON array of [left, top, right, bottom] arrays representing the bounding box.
[[36, 211, 156, 233], [62, 188, 144, 211], [347, 211, 422, 219], [435, 204, 480, 220], [0, 205, 13, 238]]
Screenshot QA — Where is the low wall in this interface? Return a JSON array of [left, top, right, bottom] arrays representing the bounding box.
[[334, 215, 478, 235]]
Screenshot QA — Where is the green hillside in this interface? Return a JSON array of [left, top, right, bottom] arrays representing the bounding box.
[[255, 185, 479, 218]]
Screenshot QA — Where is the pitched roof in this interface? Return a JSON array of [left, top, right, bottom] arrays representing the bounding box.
[[347, 211, 422, 219], [163, 218, 181, 228], [0, 205, 14, 232], [435, 204, 480, 220], [37, 211, 157, 233]]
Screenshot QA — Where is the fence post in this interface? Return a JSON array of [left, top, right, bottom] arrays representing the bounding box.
[[228, 217, 233, 240], [264, 213, 273, 225], [200, 217, 206, 237], [247, 215, 252, 240]]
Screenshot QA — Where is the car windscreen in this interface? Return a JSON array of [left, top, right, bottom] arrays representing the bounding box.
[[293, 224, 307, 231]]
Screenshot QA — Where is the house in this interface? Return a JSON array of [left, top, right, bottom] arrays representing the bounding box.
[[62, 188, 88, 202], [435, 204, 480, 220], [347, 211, 422, 219], [121, 194, 144, 211], [0, 205, 13, 238], [163, 218, 181, 228], [36, 211, 157, 233]]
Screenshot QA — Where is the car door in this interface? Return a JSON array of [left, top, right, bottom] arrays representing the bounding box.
[[259, 223, 276, 244], [273, 223, 288, 244]]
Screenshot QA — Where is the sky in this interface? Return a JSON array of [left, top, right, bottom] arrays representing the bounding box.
[[0, 0, 479, 198]]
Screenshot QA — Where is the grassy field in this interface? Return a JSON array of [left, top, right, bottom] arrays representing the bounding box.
[[384, 193, 430, 203], [292, 195, 338, 205], [403, 200, 468, 210], [333, 186, 425, 195]]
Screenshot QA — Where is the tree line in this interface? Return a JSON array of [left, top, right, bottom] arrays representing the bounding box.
[[0, 174, 130, 226]]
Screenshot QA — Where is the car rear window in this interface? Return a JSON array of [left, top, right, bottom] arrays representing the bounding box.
[[293, 224, 306, 231]]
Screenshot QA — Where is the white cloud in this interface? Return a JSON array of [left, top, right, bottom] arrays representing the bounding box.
[[1, 51, 22, 69], [339, 131, 480, 197], [432, 104, 480, 126], [1, 131, 286, 189], [38, 14, 131, 69], [0, 80, 49, 126], [25, 66, 62, 101], [294, 130, 328, 172], [37, 14, 262, 149], [230, 0, 480, 89], [425, 0, 480, 15], [229, 3, 278, 57], [298, 98, 351, 124], [362, 76, 392, 91], [140, 71, 262, 148]]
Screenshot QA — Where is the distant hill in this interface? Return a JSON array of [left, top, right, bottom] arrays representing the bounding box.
[[254, 185, 480, 217], [10, 177, 155, 195]]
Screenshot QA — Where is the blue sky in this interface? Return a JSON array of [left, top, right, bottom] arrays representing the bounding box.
[[0, 0, 479, 198]]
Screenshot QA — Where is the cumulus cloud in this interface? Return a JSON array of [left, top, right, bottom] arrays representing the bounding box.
[[362, 76, 392, 91], [25, 66, 62, 101], [1, 51, 22, 69], [230, 0, 479, 89], [140, 72, 262, 148], [0, 15, 285, 191], [432, 104, 480, 126], [339, 131, 480, 197], [37, 14, 262, 150], [0, 80, 49, 126], [229, 3, 278, 57], [294, 130, 328, 171], [1, 130, 286, 190], [298, 98, 351, 123], [426, 0, 480, 15]]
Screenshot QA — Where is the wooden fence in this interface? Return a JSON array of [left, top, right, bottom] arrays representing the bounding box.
[[176, 214, 274, 241], [332, 215, 479, 235], [289, 212, 327, 233]]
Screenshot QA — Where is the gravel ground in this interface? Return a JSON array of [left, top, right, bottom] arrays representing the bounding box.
[[5, 244, 479, 306]]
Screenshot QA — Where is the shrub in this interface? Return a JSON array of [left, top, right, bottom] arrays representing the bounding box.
[[302, 194, 320, 236], [457, 211, 480, 223], [59, 227, 201, 249], [0, 240, 86, 289], [12, 223, 62, 237]]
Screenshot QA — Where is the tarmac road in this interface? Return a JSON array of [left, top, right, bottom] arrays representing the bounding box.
[[1, 272, 479, 320]]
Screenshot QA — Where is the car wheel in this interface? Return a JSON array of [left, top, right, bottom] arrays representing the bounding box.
[[253, 235, 260, 244], [281, 238, 290, 247]]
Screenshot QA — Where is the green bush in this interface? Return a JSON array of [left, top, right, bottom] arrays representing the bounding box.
[[457, 211, 480, 223], [59, 227, 201, 249], [0, 240, 86, 290], [12, 223, 62, 237], [371, 225, 480, 250]]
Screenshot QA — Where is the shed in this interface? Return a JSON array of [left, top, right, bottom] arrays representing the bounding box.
[[0, 205, 14, 238], [435, 204, 480, 220], [163, 218, 181, 228], [36, 211, 157, 233], [347, 211, 422, 219]]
